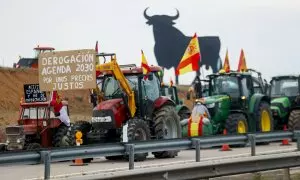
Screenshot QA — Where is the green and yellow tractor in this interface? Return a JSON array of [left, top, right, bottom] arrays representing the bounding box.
[[187, 70, 274, 136], [269, 75, 300, 131], [160, 84, 191, 120]]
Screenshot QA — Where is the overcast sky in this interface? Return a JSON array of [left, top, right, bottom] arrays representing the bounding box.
[[0, 0, 299, 84]]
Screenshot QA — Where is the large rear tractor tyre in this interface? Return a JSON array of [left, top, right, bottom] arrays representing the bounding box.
[[288, 110, 300, 130], [122, 119, 151, 162], [225, 113, 248, 134], [152, 105, 181, 159], [53, 124, 76, 147], [288, 110, 300, 141]]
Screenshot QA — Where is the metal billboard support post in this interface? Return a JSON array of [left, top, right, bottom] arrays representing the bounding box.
[[192, 139, 201, 162], [248, 134, 256, 156], [40, 151, 51, 180], [126, 144, 135, 170]]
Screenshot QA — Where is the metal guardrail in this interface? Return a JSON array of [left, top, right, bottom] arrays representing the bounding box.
[[68, 151, 300, 180], [0, 130, 300, 180]]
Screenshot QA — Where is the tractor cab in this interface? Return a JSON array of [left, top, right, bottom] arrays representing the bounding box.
[[161, 85, 181, 105], [5, 101, 72, 151], [13, 46, 55, 69], [269, 75, 299, 101], [269, 75, 300, 130], [33, 46, 55, 58], [78, 53, 182, 162], [195, 70, 273, 135], [207, 72, 254, 110]]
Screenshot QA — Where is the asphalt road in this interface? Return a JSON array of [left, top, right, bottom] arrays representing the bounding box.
[[0, 142, 297, 180]]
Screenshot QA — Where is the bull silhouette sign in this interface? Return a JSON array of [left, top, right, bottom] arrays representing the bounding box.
[[144, 7, 222, 84]]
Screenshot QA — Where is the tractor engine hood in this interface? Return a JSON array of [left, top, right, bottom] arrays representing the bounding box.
[[200, 95, 230, 108], [92, 98, 128, 129], [271, 97, 291, 118]]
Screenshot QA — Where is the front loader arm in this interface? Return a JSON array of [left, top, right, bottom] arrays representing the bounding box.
[[96, 58, 136, 117]]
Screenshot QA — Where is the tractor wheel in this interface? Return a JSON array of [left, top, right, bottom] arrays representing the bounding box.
[[256, 101, 274, 133], [26, 143, 41, 150], [225, 113, 248, 134], [53, 124, 75, 147], [178, 108, 191, 120], [152, 105, 181, 159], [122, 118, 151, 162], [288, 110, 300, 141], [288, 110, 300, 130]]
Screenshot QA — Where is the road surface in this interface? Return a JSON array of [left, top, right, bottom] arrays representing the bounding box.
[[0, 142, 297, 180]]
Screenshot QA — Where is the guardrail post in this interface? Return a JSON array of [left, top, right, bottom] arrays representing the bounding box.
[[125, 144, 135, 170], [40, 151, 51, 180], [192, 139, 201, 162], [294, 131, 300, 151], [248, 134, 256, 156]]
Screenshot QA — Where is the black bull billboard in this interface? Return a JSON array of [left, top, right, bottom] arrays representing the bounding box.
[[143, 7, 222, 84]]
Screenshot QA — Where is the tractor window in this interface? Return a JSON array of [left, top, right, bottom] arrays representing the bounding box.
[[22, 107, 54, 119], [142, 74, 160, 101], [210, 76, 240, 98], [102, 75, 138, 97], [22, 107, 37, 119], [271, 78, 299, 97], [253, 80, 262, 93], [241, 78, 251, 98]]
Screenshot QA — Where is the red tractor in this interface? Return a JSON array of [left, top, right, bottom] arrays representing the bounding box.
[[13, 46, 55, 69], [4, 93, 75, 151], [75, 53, 182, 162]]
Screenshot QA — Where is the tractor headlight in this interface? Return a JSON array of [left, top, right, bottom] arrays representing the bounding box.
[[206, 103, 215, 108], [6, 140, 10, 144], [16, 139, 21, 143], [91, 116, 112, 122]]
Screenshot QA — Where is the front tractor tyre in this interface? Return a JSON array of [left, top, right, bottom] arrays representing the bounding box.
[[53, 124, 76, 147], [152, 105, 182, 159], [122, 118, 151, 162], [256, 101, 274, 133], [225, 113, 248, 134]]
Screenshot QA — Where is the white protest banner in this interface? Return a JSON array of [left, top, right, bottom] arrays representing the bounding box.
[[38, 49, 96, 91]]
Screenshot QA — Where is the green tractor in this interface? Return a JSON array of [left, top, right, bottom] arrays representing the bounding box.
[[269, 75, 300, 131], [187, 70, 274, 135], [160, 84, 191, 120]]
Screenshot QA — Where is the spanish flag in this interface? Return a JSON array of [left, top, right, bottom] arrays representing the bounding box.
[[237, 49, 247, 72], [223, 49, 230, 73], [141, 50, 151, 79], [176, 33, 201, 76]]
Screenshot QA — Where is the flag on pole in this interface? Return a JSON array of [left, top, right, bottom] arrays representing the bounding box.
[[237, 49, 247, 72], [223, 49, 230, 73], [95, 41, 98, 54], [170, 77, 174, 87], [141, 50, 151, 80], [176, 33, 201, 76], [50, 91, 70, 126]]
